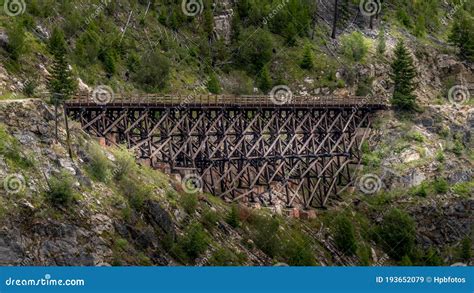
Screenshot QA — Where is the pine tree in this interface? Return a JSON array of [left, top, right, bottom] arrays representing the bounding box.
[[48, 27, 77, 141], [226, 204, 240, 228], [390, 40, 417, 111], [449, 11, 474, 63], [300, 45, 314, 70]]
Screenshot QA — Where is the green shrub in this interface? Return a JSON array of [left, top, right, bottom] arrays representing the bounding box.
[[433, 178, 448, 194], [23, 80, 37, 97], [6, 22, 26, 62], [281, 233, 316, 266], [201, 209, 219, 230], [86, 143, 111, 182], [340, 32, 368, 62], [452, 182, 473, 197], [46, 172, 75, 206], [407, 131, 425, 143], [421, 247, 443, 266], [112, 147, 136, 181], [209, 248, 246, 266], [226, 204, 240, 228], [334, 214, 358, 256], [207, 74, 221, 94], [377, 209, 416, 260], [460, 237, 472, 261], [180, 193, 198, 214], [249, 215, 280, 258], [435, 150, 445, 162], [358, 244, 371, 266], [400, 255, 413, 266], [452, 140, 464, 155], [119, 177, 153, 211], [132, 52, 171, 92], [178, 222, 209, 261], [410, 183, 428, 197]]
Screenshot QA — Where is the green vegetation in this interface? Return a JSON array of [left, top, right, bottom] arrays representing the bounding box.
[[377, 26, 386, 56], [112, 147, 137, 181], [0, 124, 34, 169], [334, 214, 358, 256], [180, 193, 198, 214], [86, 143, 112, 182], [173, 222, 210, 262], [45, 171, 75, 207], [226, 204, 240, 228], [340, 32, 369, 62], [459, 237, 472, 261], [376, 208, 416, 260], [433, 178, 448, 194], [209, 248, 246, 266], [449, 10, 474, 62], [390, 40, 417, 111], [300, 45, 314, 70]]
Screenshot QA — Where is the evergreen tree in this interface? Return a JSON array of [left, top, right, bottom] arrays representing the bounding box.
[[207, 73, 221, 94], [48, 27, 77, 141], [226, 204, 240, 228], [300, 45, 314, 70], [449, 11, 474, 62], [390, 40, 417, 111], [258, 65, 272, 93]]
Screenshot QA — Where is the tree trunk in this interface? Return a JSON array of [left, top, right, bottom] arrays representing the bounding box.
[[331, 0, 339, 39]]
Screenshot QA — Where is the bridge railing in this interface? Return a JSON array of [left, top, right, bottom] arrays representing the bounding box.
[[67, 93, 387, 108]]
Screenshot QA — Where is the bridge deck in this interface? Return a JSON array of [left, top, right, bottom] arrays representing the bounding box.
[[66, 94, 388, 109]]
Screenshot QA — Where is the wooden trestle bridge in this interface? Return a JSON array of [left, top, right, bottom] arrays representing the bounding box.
[[65, 94, 387, 208]]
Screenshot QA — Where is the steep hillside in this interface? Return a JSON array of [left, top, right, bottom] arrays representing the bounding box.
[[0, 0, 473, 266]]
